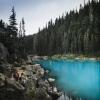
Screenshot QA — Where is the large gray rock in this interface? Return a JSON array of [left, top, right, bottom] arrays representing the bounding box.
[[0, 43, 9, 61], [0, 43, 9, 73], [35, 87, 52, 100]]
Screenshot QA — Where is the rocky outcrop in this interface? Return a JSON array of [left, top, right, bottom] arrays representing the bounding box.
[[0, 73, 26, 100], [0, 43, 9, 73], [0, 60, 62, 100], [0, 43, 9, 61], [27, 55, 48, 63], [23, 64, 61, 100]]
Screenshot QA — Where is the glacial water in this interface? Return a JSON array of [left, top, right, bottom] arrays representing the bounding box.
[[38, 59, 100, 100]]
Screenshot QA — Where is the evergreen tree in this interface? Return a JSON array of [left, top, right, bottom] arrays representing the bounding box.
[[19, 22, 22, 38], [22, 18, 25, 37], [8, 6, 18, 60], [9, 6, 18, 37], [22, 18, 26, 55]]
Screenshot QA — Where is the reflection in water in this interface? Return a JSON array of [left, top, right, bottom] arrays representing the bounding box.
[[39, 60, 100, 100]]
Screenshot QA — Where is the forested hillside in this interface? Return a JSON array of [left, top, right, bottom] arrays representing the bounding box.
[[0, 7, 27, 63], [1, 0, 100, 57], [33, 0, 100, 56]]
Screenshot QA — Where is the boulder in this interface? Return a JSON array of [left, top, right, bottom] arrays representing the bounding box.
[[35, 87, 52, 100], [0, 43, 9, 61], [48, 78, 55, 82]]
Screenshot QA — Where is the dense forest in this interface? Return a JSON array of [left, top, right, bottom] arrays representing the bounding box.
[[0, 7, 27, 63], [32, 0, 100, 56], [0, 0, 100, 58]]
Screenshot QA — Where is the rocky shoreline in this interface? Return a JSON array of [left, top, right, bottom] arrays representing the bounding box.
[[24, 63, 62, 100], [0, 55, 85, 100], [0, 57, 62, 100], [51, 54, 100, 61]]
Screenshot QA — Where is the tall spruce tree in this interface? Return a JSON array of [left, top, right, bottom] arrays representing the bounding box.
[[22, 18, 26, 56], [22, 18, 25, 37], [9, 6, 18, 37], [8, 6, 18, 60]]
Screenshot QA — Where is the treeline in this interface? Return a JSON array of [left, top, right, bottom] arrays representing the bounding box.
[[0, 7, 27, 62], [33, 0, 100, 56]]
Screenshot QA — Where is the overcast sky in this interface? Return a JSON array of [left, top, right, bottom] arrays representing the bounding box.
[[0, 0, 89, 35]]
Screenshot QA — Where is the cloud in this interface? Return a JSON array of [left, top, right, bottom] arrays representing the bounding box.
[[0, 0, 89, 35]]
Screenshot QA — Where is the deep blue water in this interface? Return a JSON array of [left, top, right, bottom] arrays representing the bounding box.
[[38, 59, 100, 100]]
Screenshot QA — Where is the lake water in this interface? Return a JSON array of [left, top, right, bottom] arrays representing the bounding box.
[[38, 59, 100, 100]]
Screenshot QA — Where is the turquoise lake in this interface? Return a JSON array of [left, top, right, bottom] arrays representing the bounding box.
[[38, 60, 100, 100]]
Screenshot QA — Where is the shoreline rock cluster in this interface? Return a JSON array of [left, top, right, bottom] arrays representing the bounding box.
[[51, 54, 100, 61], [25, 63, 62, 100], [0, 60, 62, 100]]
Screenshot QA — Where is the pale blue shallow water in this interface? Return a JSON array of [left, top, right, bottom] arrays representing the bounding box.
[[38, 59, 100, 100]]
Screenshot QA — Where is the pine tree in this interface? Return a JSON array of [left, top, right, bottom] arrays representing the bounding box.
[[9, 6, 18, 37], [22, 18, 25, 37], [8, 6, 18, 60], [19, 22, 22, 38], [19, 18, 26, 57]]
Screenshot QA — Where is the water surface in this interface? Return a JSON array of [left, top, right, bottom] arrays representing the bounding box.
[[38, 59, 100, 100]]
